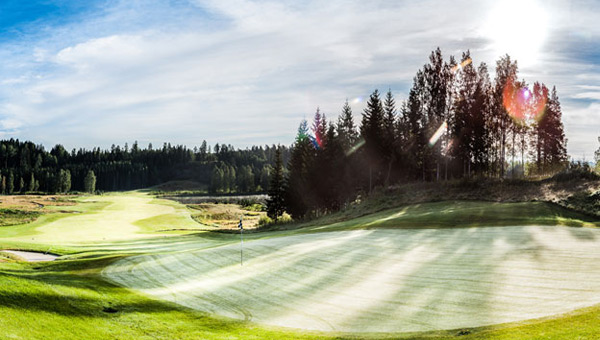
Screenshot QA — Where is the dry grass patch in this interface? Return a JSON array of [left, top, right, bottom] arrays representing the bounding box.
[[189, 203, 265, 229]]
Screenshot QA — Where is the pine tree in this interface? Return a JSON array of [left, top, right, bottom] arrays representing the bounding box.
[[452, 52, 492, 177], [403, 71, 426, 180], [209, 166, 223, 193], [360, 89, 386, 189], [8, 171, 14, 194], [320, 123, 344, 210], [530, 82, 548, 174], [423, 47, 451, 180], [84, 170, 96, 193], [59, 169, 71, 193], [312, 108, 327, 148], [452, 51, 477, 177], [492, 55, 518, 177], [595, 136, 600, 172], [285, 120, 314, 218], [267, 147, 286, 221], [28, 173, 35, 192], [544, 87, 568, 171], [472, 62, 493, 174], [336, 100, 361, 203], [336, 99, 358, 149], [383, 89, 397, 184]]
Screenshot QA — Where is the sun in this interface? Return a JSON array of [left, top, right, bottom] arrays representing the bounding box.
[[484, 0, 548, 68]]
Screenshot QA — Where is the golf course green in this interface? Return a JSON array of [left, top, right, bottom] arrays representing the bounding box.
[[2, 191, 600, 339], [104, 226, 600, 332]]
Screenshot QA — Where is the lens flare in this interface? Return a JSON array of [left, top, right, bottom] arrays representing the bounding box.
[[428, 121, 447, 147], [443, 139, 455, 155], [345, 138, 365, 156], [352, 97, 363, 104], [502, 79, 546, 123], [310, 135, 322, 149], [451, 58, 472, 73]]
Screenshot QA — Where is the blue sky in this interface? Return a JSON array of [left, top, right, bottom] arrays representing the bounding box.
[[0, 0, 598, 160]]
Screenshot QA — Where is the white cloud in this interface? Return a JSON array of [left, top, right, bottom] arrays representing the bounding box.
[[0, 0, 597, 159]]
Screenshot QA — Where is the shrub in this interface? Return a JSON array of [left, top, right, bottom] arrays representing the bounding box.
[[257, 212, 293, 227], [258, 215, 273, 226], [551, 162, 600, 182]]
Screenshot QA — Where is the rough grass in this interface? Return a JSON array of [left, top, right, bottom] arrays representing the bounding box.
[[559, 190, 600, 218], [262, 200, 600, 235], [348, 178, 600, 219], [188, 203, 265, 229], [0, 208, 41, 226]]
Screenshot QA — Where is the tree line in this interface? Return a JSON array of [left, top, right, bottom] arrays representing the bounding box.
[[0, 139, 288, 194], [269, 49, 568, 220]]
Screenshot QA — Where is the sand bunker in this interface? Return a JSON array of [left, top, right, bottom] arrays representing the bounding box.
[[1, 250, 58, 262]]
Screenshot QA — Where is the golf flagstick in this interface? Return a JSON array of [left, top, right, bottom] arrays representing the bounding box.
[[239, 215, 243, 265]]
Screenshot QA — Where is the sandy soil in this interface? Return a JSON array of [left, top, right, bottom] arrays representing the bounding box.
[[1, 250, 58, 262]]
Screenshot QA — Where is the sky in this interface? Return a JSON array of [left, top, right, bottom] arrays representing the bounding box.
[[0, 0, 598, 160]]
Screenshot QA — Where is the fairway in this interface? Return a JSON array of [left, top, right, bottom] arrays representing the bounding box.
[[3, 193, 199, 245], [104, 225, 600, 333]]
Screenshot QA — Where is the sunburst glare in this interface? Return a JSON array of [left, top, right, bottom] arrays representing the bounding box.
[[484, 0, 548, 67]]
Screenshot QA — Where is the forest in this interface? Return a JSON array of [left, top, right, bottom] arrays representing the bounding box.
[[270, 49, 570, 219], [0, 139, 289, 194]]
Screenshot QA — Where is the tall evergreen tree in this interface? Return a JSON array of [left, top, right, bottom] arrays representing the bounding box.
[[492, 55, 519, 177], [59, 169, 71, 193], [28, 173, 35, 192], [336, 99, 358, 149], [403, 70, 426, 180], [383, 89, 398, 184], [336, 100, 361, 203], [312, 108, 327, 148], [266, 147, 286, 221], [423, 47, 451, 180], [285, 120, 314, 218], [543, 87, 568, 171], [84, 170, 96, 193], [473, 62, 493, 174], [530, 82, 548, 174], [452, 51, 478, 177], [595, 136, 600, 172], [7, 171, 14, 194], [360, 89, 386, 189]]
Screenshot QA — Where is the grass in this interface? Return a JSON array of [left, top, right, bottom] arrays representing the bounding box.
[[104, 226, 600, 333], [2, 191, 600, 339], [188, 202, 266, 229], [559, 189, 600, 218], [0, 208, 41, 226], [0, 192, 201, 246], [0, 260, 331, 340], [259, 200, 600, 236]]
